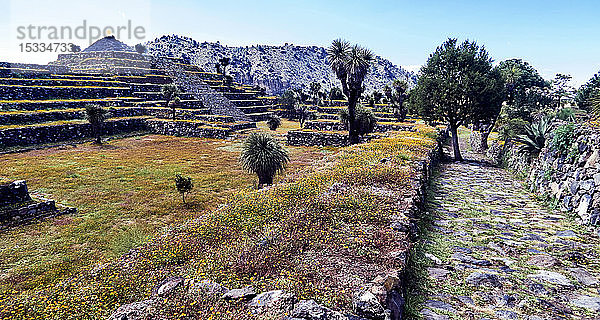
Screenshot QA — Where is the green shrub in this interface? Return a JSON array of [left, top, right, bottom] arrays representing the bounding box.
[[85, 104, 109, 144], [551, 123, 576, 157], [338, 104, 377, 136], [266, 114, 282, 131], [553, 107, 575, 122]]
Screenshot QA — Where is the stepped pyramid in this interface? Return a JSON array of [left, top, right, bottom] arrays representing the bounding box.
[[83, 35, 134, 52]]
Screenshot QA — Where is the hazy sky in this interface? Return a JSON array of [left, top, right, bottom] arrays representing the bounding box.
[[0, 0, 598, 86]]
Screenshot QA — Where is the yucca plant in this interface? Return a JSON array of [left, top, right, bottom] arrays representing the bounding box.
[[266, 114, 282, 131], [514, 117, 551, 155], [240, 132, 289, 188], [85, 104, 109, 144]]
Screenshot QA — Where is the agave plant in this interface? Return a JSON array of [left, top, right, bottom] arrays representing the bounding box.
[[266, 114, 282, 131], [515, 117, 551, 155], [240, 132, 289, 188], [85, 104, 109, 144]]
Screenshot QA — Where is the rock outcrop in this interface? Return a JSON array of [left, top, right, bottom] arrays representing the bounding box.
[[145, 35, 416, 95]]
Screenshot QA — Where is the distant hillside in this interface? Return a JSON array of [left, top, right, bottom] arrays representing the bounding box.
[[145, 35, 416, 95]]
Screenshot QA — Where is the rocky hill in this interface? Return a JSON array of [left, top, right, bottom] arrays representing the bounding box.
[[145, 35, 415, 95]]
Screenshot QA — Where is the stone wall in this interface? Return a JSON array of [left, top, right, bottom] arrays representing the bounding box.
[[0, 180, 31, 207], [304, 121, 417, 133], [145, 119, 232, 139], [286, 130, 374, 147], [493, 123, 600, 225], [0, 180, 77, 229], [528, 124, 600, 225], [0, 118, 148, 148]]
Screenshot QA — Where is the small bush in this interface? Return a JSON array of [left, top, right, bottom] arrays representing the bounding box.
[[338, 104, 377, 136], [266, 114, 282, 131], [551, 123, 576, 157], [175, 174, 194, 204], [553, 107, 575, 122]]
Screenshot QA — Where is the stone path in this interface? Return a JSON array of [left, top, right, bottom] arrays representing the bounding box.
[[412, 146, 600, 320]]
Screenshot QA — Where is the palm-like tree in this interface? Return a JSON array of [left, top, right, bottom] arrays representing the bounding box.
[[219, 57, 231, 76], [309, 82, 322, 106], [240, 132, 289, 188], [161, 84, 181, 119], [85, 104, 109, 144], [327, 39, 374, 144]]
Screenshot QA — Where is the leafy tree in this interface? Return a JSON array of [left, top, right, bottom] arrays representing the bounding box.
[[218, 57, 230, 75], [135, 44, 147, 54], [266, 114, 282, 131], [575, 71, 600, 111], [175, 174, 193, 204], [409, 38, 504, 160], [338, 104, 377, 136], [470, 66, 506, 150], [551, 74, 575, 110], [327, 39, 374, 144], [496, 59, 550, 124], [85, 104, 109, 144], [279, 90, 302, 115], [372, 91, 383, 104], [161, 84, 181, 119], [240, 132, 289, 188], [385, 80, 411, 121]]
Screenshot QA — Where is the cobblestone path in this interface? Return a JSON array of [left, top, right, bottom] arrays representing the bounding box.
[[410, 148, 600, 320]]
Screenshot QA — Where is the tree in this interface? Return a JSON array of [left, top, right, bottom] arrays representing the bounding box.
[[328, 87, 344, 103], [135, 44, 147, 54], [575, 71, 600, 111], [214, 62, 221, 74], [409, 38, 504, 160], [327, 39, 374, 144], [279, 90, 301, 113], [470, 66, 506, 151], [169, 96, 181, 120], [161, 84, 181, 119], [218, 57, 231, 75], [85, 104, 109, 144], [385, 80, 410, 121], [70, 44, 81, 53], [240, 132, 289, 188], [551, 74, 575, 110], [175, 174, 193, 204], [294, 104, 314, 128], [266, 114, 282, 131], [309, 82, 322, 105], [338, 104, 377, 136]]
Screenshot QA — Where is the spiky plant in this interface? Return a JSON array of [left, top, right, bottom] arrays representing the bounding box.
[[240, 132, 289, 188], [327, 39, 374, 144], [515, 117, 551, 155], [266, 114, 282, 131], [85, 104, 109, 144]]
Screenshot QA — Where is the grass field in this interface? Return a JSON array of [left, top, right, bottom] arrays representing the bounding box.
[[0, 127, 330, 293]]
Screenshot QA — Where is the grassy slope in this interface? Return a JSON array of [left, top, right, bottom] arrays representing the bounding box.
[[0, 124, 439, 319], [0, 128, 328, 293]]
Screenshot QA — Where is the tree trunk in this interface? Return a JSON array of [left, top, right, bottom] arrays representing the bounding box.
[[450, 125, 463, 161], [258, 174, 273, 189], [347, 92, 359, 145], [172, 107, 176, 120], [182, 193, 186, 204]]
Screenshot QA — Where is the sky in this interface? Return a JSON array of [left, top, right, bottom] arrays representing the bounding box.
[[0, 0, 598, 86]]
